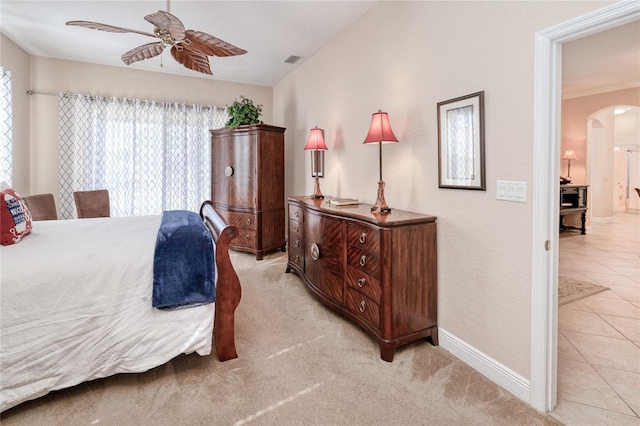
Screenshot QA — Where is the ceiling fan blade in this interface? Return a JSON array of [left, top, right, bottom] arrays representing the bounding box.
[[66, 20, 156, 38], [144, 10, 185, 40], [121, 42, 165, 65], [171, 47, 212, 75], [183, 30, 247, 57]]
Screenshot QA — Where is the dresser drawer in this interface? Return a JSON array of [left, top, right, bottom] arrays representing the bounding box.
[[289, 218, 303, 241], [345, 287, 379, 330], [347, 246, 381, 279], [347, 222, 380, 253], [288, 246, 304, 270], [216, 208, 257, 231], [346, 266, 381, 303], [233, 229, 257, 249], [289, 204, 304, 223], [289, 234, 304, 252], [561, 187, 579, 195], [232, 211, 257, 231]]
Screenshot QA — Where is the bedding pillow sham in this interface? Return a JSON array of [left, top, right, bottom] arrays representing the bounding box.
[[1, 187, 32, 245]]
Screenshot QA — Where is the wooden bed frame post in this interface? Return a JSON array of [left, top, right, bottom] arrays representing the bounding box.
[[200, 201, 242, 361]]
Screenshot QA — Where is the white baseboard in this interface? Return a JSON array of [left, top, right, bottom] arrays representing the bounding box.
[[438, 328, 531, 404]]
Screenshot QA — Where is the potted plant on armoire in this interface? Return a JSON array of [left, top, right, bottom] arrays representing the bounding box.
[[210, 96, 286, 260]]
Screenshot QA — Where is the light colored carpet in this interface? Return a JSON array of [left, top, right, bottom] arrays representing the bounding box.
[[1, 251, 561, 425], [558, 277, 609, 306]]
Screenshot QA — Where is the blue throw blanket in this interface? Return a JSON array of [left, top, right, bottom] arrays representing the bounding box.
[[152, 210, 216, 310]]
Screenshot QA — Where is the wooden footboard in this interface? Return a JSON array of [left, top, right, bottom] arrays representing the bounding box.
[[200, 200, 241, 361]]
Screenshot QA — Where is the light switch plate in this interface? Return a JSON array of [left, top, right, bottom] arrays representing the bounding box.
[[497, 181, 527, 203]]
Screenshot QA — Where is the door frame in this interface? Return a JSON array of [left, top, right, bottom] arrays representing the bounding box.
[[530, 1, 639, 412]]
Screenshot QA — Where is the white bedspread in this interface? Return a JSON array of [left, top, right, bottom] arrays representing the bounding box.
[[0, 216, 215, 412]]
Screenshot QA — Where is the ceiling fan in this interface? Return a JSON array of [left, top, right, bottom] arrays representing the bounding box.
[[66, 7, 246, 75]]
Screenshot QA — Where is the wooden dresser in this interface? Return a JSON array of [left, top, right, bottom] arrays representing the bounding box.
[[210, 124, 286, 260], [286, 196, 438, 361]]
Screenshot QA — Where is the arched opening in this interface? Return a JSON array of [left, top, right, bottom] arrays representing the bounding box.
[[587, 105, 640, 221]]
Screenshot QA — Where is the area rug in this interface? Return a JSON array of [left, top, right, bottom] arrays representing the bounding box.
[[558, 277, 609, 305]]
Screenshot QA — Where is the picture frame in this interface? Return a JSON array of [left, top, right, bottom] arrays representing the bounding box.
[[437, 91, 486, 190]]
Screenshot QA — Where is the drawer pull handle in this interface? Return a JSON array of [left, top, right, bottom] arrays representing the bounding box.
[[358, 278, 366, 287], [295, 211, 300, 218], [294, 240, 300, 248], [295, 254, 300, 262], [310, 243, 320, 261], [359, 301, 366, 312], [359, 232, 367, 244], [359, 255, 367, 267], [224, 166, 234, 177], [295, 225, 299, 233], [246, 218, 252, 225]]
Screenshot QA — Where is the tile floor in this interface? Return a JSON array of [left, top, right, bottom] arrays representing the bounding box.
[[550, 212, 640, 425]]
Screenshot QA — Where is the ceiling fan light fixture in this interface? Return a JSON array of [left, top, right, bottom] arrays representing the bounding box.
[[66, 9, 246, 76]]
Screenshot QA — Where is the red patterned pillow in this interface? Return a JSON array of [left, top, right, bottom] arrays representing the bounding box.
[[1, 188, 33, 245]]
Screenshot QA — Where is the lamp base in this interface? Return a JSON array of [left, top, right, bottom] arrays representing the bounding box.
[[371, 180, 391, 214], [309, 175, 324, 199]]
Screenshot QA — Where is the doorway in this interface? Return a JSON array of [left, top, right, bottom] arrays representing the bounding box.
[[530, 1, 640, 413]]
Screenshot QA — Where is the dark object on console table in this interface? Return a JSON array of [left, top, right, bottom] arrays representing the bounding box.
[[560, 184, 588, 235], [210, 124, 286, 260], [286, 196, 438, 362]]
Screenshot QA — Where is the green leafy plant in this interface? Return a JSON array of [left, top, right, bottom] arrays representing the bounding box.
[[225, 96, 263, 127]]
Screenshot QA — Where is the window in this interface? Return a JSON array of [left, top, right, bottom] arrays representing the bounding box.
[[59, 93, 228, 219], [0, 67, 12, 185]]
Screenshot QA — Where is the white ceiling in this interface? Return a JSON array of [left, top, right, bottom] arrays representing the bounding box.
[[0, 1, 379, 87], [562, 20, 640, 99], [1, 1, 638, 93]]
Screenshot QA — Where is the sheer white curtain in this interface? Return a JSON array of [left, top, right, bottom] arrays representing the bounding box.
[[0, 67, 12, 185], [446, 105, 475, 181], [59, 93, 228, 219]]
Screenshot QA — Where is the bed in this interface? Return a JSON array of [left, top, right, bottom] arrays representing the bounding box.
[[0, 200, 241, 412]]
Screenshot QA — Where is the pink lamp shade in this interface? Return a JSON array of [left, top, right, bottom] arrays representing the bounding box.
[[363, 111, 398, 145], [304, 127, 328, 151], [563, 149, 578, 160]]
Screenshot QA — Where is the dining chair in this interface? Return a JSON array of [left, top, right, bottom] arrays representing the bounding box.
[[23, 193, 58, 221], [73, 189, 110, 218]]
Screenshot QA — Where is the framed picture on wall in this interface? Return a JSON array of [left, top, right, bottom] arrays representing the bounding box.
[[437, 91, 486, 190]]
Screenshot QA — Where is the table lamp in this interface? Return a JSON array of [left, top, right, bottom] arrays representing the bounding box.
[[363, 110, 398, 214], [304, 127, 328, 199], [563, 148, 577, 181]]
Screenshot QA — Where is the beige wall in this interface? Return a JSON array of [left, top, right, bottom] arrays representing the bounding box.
[[1, 34, 30, 193], [274, 0, 612, 380], [0, 40, 273, 197]]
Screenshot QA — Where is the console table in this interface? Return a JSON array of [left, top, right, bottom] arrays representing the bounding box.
[[285, 196, 438, 362], [560, 184, 588, 234]]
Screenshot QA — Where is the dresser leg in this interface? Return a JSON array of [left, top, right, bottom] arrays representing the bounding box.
[[429, 326, 439, 346], [380, 343, 395, 362]]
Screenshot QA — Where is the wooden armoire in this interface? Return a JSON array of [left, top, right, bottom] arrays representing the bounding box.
[[210, 124, 286, 260]]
